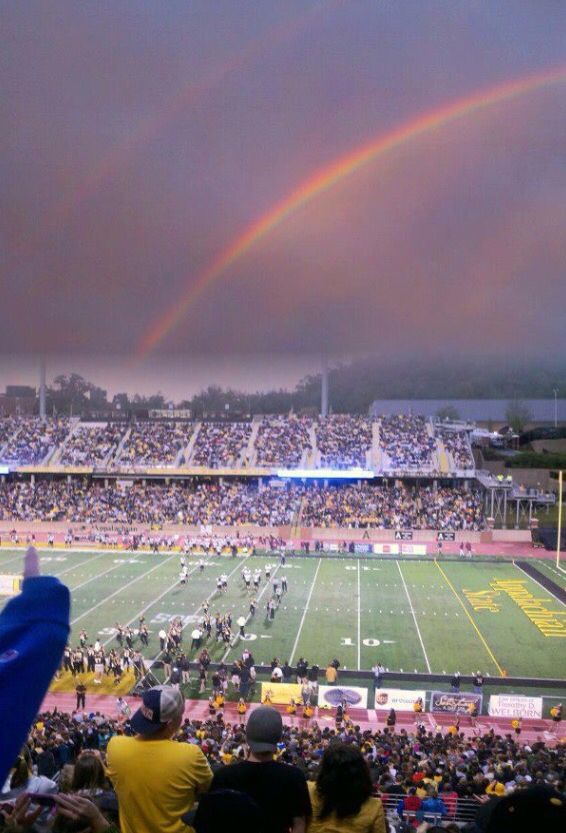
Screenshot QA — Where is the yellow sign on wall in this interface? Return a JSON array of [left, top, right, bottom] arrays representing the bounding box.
[[260, 682, 302, 705]]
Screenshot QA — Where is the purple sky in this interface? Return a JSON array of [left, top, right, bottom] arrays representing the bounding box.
[[1, 1, 565, 396]]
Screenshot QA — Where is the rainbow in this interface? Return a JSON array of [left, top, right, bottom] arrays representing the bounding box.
[[137, 64, 566, 359]]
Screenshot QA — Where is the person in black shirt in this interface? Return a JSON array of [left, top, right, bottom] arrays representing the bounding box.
[[210, 706, 310, 833], [75, 681, 86, 710]]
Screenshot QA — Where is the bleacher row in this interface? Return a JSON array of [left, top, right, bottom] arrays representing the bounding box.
[[0, 480, 485, 529], [0, 415, 475, 473]]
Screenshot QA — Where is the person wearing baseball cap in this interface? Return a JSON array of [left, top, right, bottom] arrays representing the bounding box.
[[209, 706, 310, 833], [107, 685, 212, 833]]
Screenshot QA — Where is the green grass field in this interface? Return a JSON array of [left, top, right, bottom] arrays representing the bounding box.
[[1, 548, 565, 682]]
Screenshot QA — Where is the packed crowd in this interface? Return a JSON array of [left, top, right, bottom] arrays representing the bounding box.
[[315, 416, 372, 468], [379, 416, 437, 470], [0, 418, 71, 465], [254, 416, 313, 467], [115, 422, 192, 467], [191, 421, 252, 468], [1, 415, 481, 476], [438, 429, 475, 470], [59, 424, 128, 466], [0, 480, 304, 526], [300, 483, 485, 530], [3, 699, 564, 833], [0, 479, 486, 529]]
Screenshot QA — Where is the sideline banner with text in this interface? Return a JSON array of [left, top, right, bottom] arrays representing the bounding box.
[[375, 688, 426, 711], [318, 685, 368, 709], [489, 694, 543, 719], [431, 691, 482, 714], [260, 682, 302, 705]]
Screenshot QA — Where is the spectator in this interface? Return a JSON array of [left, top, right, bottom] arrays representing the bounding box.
[[192, 421, 252, 468], [189, 789, 264, 833], [0, 547, 70, 786], [106, 685, 212, 833], [316, 416, 372, 469], [419, 786, 447, 822], [210, 706, 311, 833], [307, 742, 386, 832], [396, 785, 422, 822]]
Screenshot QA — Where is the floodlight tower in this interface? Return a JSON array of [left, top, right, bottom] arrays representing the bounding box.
[[39, 359, 46, 421], [321, 354, 329, 417]]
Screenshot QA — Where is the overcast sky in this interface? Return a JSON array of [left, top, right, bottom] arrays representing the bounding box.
[[2, 1, 565, 396]]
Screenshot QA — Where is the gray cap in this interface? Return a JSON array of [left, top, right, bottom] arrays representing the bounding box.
[[246, 706, 283, 753]]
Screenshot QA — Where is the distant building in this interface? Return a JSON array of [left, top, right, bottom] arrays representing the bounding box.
[[0, 386, 37, 416], [370, 399, 564, 423]]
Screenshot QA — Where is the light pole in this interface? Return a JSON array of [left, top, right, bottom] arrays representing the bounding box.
[[553, 388, 558, 428]]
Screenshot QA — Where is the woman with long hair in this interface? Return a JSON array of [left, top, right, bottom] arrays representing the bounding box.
[[307, 742, 386, 832]]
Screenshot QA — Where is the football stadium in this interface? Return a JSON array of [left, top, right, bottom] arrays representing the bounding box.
[[2, 2, 566, 831]]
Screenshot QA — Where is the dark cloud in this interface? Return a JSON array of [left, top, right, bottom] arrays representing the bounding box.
[[1, 0, 565, 366]]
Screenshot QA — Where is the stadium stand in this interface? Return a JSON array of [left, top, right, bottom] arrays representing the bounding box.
[[0, 417, 71, 465], [379, 415, 437, 470], [315, 415, 372, 468], [5, 701, 564, 831], [115, 421, 193, 467], [190, 421, 252, 467], [254, 415, 313, 467], [59, 423, 128, 466], [0, 479, 485, 529], [437, 426, 475, 470]]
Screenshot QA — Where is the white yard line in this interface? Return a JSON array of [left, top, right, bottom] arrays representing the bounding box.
[[55, 551, 111, 578], [396, 561, 431, 672], [221, 559, 279, 661], [514, 562, 565, 607], [110, 554, 251, 651], [289, 558, 322, 665], [72, 554, 178, 626], [357, 560, 361, 669], [546, 562, 566, 578], [0, 552, 31, 570], [70, 563, 122, 592]]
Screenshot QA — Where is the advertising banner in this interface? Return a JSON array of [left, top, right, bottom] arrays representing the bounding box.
[[260, 682, 302, 705], [354, 543, 372, 554], [395, 530, 413, 541], [488, 694, 543, 719], [318, 684, 368, 709], [374, 688, 427, 711], [373, 544, 400, 555], [431, 691, 482, 714], [437, 531, 456, 541], [401, 544, 427, 555], [322, 542, 339, 552]]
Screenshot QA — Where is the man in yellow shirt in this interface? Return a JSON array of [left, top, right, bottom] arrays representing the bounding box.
[[107, 685, 212, 833]]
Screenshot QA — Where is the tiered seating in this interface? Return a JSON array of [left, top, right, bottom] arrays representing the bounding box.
[[0, 479, 483, 529], [0, 417, 70, 464], [379, 415, 436, 469], [300, 483, 484, 529], [0, 480, 304, 525], [254, 415, 313, 466], [191, 421, 251, 467], [437, 427, 475, 469], [315, 416, 372, 468], [116, 421, 192, 467], [59, 423, 128, 465]]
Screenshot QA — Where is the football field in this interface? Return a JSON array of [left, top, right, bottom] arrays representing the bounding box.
[[1, 548, 565, 681]]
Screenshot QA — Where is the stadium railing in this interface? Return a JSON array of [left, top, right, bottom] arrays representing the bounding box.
[[380, 793, 479, 827]]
